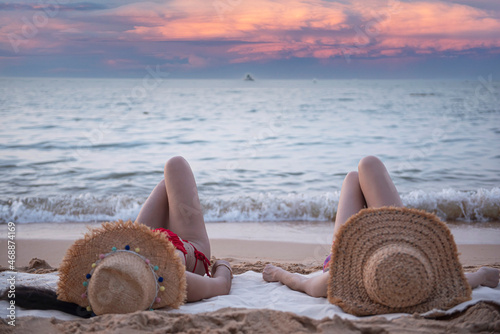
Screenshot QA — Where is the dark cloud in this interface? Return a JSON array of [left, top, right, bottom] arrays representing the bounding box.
[[0, 3, 32, 10], [445, 0, 500, 11], [394, 0, 500, 11], [0, 2, 107, 11]]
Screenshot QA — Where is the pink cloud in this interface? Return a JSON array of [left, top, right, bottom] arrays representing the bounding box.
[[107, 0, 500, 63], [0, 0, 499, 69], [118, 0, 346, 41]]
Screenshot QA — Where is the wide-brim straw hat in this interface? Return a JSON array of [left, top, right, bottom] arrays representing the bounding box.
[[328, 207, 471, 316], [58, 220, 186, 315]]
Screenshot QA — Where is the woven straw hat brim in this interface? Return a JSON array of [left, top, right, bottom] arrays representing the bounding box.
[[327, 207, 471, 316], [57, 220, 187, 311]]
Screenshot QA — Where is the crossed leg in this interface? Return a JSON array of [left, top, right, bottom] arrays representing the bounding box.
[[334, 156, 403, 237], [136, 156, 211, 261]]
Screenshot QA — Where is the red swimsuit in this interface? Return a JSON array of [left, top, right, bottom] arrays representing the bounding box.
[[154, 228, 211, 277]]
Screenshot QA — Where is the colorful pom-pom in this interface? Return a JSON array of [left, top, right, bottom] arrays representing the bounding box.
[[83, 281, 88, 287], [99, 254, 105, 259], [86, 274, 92, 279], [159, 286, 165, 292], [125, 245, 130, 250], [158, 277, 164, 282], [81, 293, 87, 299], [155, 297, 161, 303], [91, 263, 96, 268], [112, 247, 117, 252], [149, 308, 154, 311], [86, 306, 92, 312], [135, 247, 140, 253], [154, 265, 159, 271], [145, 259, 150, 264]]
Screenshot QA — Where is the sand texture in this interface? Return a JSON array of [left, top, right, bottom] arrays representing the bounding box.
[[2, 259, 500, 334], [2, 301, 499, 334]]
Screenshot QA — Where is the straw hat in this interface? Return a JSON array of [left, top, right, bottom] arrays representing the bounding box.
[[58, 220, 187, 315], [327, 207, 471, 316]]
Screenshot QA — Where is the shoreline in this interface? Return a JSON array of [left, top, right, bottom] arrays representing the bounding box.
[[2, 220, 500, 242], [1, 220, 499, 268]]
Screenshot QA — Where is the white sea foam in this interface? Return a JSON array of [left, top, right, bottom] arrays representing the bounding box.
[[1, 188, 498, 224], [202, 192, 339, 222], [0, 194, 143, 224], [403, 188, 500, 222]]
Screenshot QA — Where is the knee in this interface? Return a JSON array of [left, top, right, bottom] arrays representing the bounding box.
[[158, 179, 165, 188], [344, 171, 359, 183], [358, 155, 383, 174], [164, 156, 189, 174]]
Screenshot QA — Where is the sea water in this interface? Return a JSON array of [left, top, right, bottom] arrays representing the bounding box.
[[0, 77, 499, 223]]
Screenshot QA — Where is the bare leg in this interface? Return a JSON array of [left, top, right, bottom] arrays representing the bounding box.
[[163, 156, 211, 259], [263, 264, 328, 298], [358, 155, 403, 208], [136, 180, 169, 230], [333, 171, 366, 238], [137, 156, 210, 259], [464, 267, 500, 289]]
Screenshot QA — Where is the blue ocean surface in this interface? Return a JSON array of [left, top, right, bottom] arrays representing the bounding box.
[[0, 78, 499, 223]]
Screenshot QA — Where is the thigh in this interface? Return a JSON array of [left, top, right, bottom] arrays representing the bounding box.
[[164, 156, 211, 258], [334, 171, 366, 238], [357, 156, 403, 208], [136, 180, 169, 230]]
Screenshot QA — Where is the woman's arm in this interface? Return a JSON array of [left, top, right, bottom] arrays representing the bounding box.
[[263, 264, 328, 298], [185, 260, 233, 302]]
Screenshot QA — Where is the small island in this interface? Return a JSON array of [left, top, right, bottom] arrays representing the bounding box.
[[244, 73, 255, 81]]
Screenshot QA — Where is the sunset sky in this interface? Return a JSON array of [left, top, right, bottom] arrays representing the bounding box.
[[1, 0, 499, 78]]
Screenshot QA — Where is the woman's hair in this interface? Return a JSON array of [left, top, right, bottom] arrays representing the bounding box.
[[1, 286, 91, 318]]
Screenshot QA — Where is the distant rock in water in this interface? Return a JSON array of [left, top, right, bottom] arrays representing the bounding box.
[[244, 73, 255, 81], [410, 93, 436, 97]]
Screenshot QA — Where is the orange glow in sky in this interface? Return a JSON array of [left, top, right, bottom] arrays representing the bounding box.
[[0, 0, 499, 77]]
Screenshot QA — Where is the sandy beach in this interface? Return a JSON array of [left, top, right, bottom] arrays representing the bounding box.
[[2, 221, 500, 268], [1, 221, 500, 333]]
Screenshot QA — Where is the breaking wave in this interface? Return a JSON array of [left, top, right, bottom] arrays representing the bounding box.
[[1, 188, 499, 224]]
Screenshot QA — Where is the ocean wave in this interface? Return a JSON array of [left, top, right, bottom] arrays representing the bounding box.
[[202, 192, 338, 222], [0, 188, 499, 224], [403, 188, 500, 222], [0, 194, 144, 224]]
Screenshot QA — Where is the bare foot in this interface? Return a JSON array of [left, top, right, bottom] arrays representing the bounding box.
[[263, 264, 283, 282], [478, 267, 499, 288]]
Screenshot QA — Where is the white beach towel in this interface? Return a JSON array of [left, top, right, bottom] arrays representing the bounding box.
[[1, 270, 499, 321]]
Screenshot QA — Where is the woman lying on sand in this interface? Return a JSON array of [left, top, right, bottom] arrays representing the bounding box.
[[263, 156, 499, 314], [3, 156, 232, 316]]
